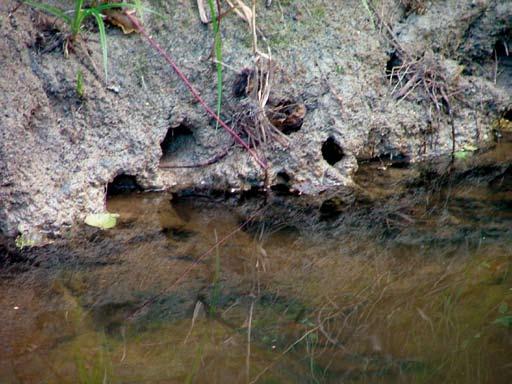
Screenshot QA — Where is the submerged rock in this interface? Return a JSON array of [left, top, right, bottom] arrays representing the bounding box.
[[0, 0, 510, 240]]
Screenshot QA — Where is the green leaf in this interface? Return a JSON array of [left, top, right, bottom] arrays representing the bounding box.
[[90, 10, 108, 81], [454, 145, 478, 159], [84, 212, 119, 229], [15, 234, 36, 249], [23, 1, 72, 24], [71, 0, 85, 36], [454, 151, 470, 160], [493, 315, 512, 327], [498, 302, 509, 314]]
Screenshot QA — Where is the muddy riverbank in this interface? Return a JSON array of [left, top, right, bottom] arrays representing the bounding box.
[[1, 0, 511, 240]]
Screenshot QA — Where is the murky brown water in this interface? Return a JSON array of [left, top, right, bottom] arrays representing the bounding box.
[[1, 144, 511, 384]]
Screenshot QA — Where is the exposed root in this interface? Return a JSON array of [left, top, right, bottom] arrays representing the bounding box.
[[400, 0, 428, 15], [369, 2, 465, 154], [227, 0, 289, 149], [196, 0, 210, 24], [231, 62, 290, 147], [389, 50, 466, 154], [32, 15, 65, 54], [390, 50, 464, 112], [233, 97, 288, 148]]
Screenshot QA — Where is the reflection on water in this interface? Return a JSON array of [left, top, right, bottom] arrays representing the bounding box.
[[1, 146, 512, 384]]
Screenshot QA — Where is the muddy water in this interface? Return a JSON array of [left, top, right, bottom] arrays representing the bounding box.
[[1, 146, 512, 384]]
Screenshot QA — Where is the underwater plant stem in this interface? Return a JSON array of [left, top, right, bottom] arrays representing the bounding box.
[[246, 299, 254, 381], [124, 12, 267, 169], [249, 326, 320, 384], [126, 209, 263, 321]]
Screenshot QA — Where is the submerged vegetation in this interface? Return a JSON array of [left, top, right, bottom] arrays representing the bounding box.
[[2, 146, 511, 382]]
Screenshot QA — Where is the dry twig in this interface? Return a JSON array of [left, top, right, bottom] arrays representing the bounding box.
[[369, 2, 463, 154], [226, 0, 289, 148]]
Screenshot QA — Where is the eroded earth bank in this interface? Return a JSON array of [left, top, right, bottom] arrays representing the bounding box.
[[1, 0, 511, 241]]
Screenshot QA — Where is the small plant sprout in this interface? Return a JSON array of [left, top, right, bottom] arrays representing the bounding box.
[[15, 234, 36, 249], [76, 70, 85, 98]]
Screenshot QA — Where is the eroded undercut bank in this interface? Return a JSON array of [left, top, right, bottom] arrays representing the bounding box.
[[159, 123, 196, 167], [322, 137, 344, 166], [0, 0, 510, 241], [107, 174, 142, 196]]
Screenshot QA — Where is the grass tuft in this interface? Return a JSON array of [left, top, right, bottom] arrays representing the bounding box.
[[207, 0, 223, 129], [24, 0, 142, 81]]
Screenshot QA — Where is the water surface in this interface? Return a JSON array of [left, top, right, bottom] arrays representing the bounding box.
[[1, 145, 511, 384]]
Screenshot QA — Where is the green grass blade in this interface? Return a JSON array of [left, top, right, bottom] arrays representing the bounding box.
[[185, 337, 205, 384], [23, 1, 72, 24], [360, 0, 375, 28], [134, 0, 143, 17], [90, 10, 109, 81], [207, 0, 223, 129], [71, 0, 85, 36], [76, 70, 85, 98]]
